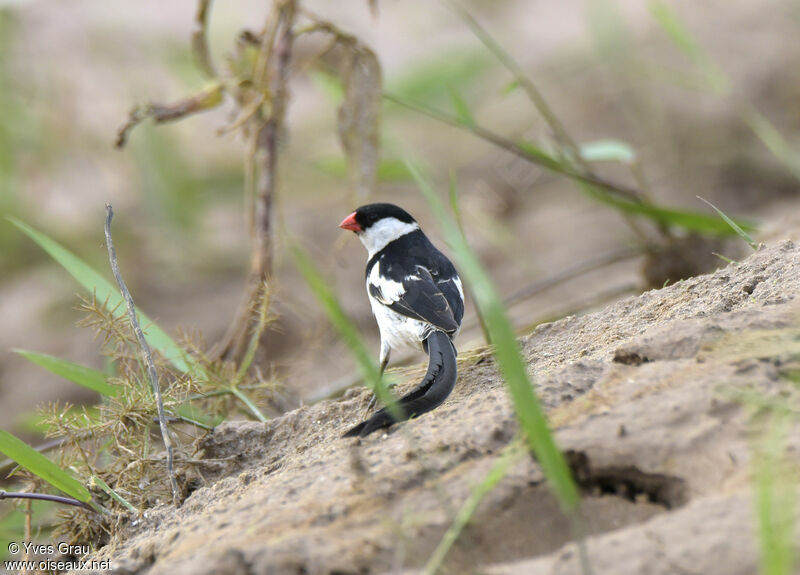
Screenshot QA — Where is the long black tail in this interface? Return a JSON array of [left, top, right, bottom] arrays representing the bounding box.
[[344, 331, 457, 438]]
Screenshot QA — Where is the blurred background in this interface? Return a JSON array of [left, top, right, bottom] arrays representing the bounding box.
[[1, 0, 799, 437]]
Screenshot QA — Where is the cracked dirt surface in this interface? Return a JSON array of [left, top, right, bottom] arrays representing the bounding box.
[[79, 239, 800, 575]]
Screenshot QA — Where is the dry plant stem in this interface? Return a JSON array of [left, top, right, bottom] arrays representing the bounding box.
[[0, 490, 92, 511], [192, 0, 216, 77], [215, 1, 296, 364], [114, 84, 223, 149], [254, 2, 294, 292], [384, 93, 645, 204], [445, 0, 586, 169], [24, 499, 31, 563], [447, 0, 658, 253], [104, 205, 179, 507]]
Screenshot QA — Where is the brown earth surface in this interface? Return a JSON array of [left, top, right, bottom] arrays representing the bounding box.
[[75, 236, 800, 575]]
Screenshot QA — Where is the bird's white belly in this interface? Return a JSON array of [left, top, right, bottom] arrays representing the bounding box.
[[369, 297, 428, 352]]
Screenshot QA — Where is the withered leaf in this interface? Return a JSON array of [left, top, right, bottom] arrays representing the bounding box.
[[337, 43, 382, 201]]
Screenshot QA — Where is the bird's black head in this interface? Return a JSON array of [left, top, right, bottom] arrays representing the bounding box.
[[339, 203, 416, 233]]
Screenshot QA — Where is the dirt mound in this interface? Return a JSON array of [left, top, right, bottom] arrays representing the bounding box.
[[85, 240, 800, 575]]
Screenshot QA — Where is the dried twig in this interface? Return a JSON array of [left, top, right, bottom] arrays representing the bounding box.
[[192, 0, 216, 78], [115, 84, 224, 149], [444, 1, 666, 244], [0, 490, 93, 511], [213, 1, 297, 364], [444, 0, 586, 169], [103, 204, 179, 506]]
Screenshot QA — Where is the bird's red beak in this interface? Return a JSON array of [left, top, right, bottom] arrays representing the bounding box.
[[339, 211, 362, 232]]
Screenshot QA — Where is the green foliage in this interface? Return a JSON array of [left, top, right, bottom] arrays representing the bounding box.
[[581, 186, 755, 237], [12, 349, 117, 397], [171, 403, 223, 430], [0, 431, 91, 504], [89, 476, 138, 514], [3, 218, 276, 545], [579, 139, 636, 164], [9, 217, 197, 375], [754, 416, 796, 575], [448, 88, 475, 128], [514, 139, 565, 171], [696, 196, 758, 251], [649, 2, 707, 66], [410, 160, 580, 511], [715, 331, 800, 575]]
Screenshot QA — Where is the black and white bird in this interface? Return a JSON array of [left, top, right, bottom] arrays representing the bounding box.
[[339, 203, 464, 437]]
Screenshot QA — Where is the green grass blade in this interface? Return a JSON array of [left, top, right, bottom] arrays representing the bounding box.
[[648, 1, 701, 60], [236, 281, 272, 379], [696, 196, 758, 250], [515, 139, 567, 172], [448, 88, 475, 128], [739, 106, 800, 182], [648, 1, 728, 94], [449, 170, 491, 345], [582, 187, 755, 236], [651, 3, 800, 181], [229, 386, 268, 423], [170, 403, 224, 431], [8, 217, 197, 376], [754, 415, 796, 575], [409, 160, 580, 511], [12, 349, 117, 397], [0, 430, 91, 503], [90, 476, 139, 514], [291, 244, 401, 420]]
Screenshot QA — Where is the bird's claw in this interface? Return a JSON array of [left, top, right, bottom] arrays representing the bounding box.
[[363, 383, 395, 416]]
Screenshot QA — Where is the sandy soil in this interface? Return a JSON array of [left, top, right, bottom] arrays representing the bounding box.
[[1, 2, 799, 573], [4, 0, 799, 428], [73, 235, 800, 575]]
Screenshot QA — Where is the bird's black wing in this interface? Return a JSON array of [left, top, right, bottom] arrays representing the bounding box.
[[436, 276, 464, 328], [368, 265, 459, 334]]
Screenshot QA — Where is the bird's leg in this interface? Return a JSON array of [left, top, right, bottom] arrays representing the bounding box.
[[364, 343, 391, 414]]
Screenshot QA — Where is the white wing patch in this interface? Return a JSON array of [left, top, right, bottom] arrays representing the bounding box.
[[367, 261, 405, 304], [452, 277, 464, 301]]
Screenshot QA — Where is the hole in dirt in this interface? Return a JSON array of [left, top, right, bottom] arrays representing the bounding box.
[[613, 349, 650, 366], [578, 465, 688, 509], [402, 452, 688, 572]]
